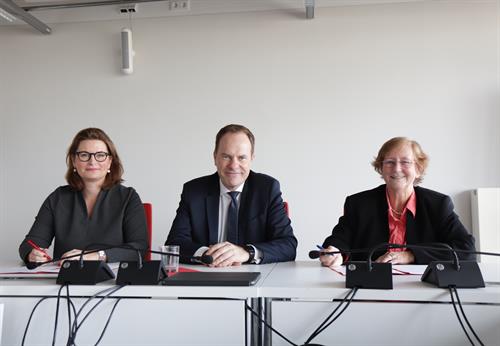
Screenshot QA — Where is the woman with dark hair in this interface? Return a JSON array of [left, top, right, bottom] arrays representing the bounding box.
[[19, 128, 148, 265], [319, 137, 476, 266]]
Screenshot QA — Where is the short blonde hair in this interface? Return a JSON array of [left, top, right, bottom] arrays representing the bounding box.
[[371, 137, 429, 185]]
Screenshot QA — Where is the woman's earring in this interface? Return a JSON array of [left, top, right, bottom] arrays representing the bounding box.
[[107, 169, 111, 174], [73, 168, 76, 173]]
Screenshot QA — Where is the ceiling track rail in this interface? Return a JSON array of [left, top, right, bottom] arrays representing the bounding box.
[[21, 0, 165, 11], [0, 0, 51, 33], [2, 0, 315, 34]]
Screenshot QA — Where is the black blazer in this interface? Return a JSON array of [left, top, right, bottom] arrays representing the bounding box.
[[166, 171, 297, 264], [322, 185, 476, 263], [19, 185, 148, 263]]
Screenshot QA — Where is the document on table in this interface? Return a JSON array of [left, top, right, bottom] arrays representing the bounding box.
[[0, 263, 60, 278], [0, 262, 121, 278], [392, 265, 426, 275]]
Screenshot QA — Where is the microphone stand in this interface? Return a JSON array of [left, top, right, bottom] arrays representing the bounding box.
[[345, 242, 485, 289], [418, 244, 484, 288], [56, 243, 156, 285], [52, 242, 167, 286], [370, 242, 484, 288], [345, 242, 458, 290], [344, 243, 394, 290], [52, 242, 215, 286], [116, 248, 214, 286], [57, 244, 116, 285]]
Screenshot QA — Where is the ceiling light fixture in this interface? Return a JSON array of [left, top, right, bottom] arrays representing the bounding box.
[[0, 7, 15, 22]]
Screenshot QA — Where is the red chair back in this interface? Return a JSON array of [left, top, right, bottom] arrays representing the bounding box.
[[143, 203, 152, 261], [284, 201, 289, 217]]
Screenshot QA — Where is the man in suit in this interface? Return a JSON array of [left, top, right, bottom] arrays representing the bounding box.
[[166, 124, 297, 267]]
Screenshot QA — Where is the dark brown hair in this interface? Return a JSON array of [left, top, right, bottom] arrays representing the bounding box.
[[371, 137, 429, 185], [214, 124, 255, 155], [65, 128, 124, 190]]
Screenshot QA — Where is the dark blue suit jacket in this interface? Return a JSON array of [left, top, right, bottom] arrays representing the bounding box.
[[323, 185, 476, 263], [166, 171, 297, 264]]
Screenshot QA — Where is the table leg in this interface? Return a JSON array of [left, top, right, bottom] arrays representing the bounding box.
[[264, 297, 272, 346]]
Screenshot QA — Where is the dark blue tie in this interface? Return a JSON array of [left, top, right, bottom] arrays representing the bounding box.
[[226, 191, 239, 244]]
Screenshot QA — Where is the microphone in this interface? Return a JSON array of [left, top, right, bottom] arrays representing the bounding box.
[[309, 248, 368, 260], [308, 250, 320, 259], [345, 242, 486, 289], [26, 261, 44, 270], [417, 243, 485, 288], [57, 244, 116, 285], [309, 250, 329, 259], [366, 242, 484, 288], [117, 247, 214, 285], [345, 242, 394, 290], [192, 254, 214, 265], [28, 248, 214, 268], [56, 243, 151, 285], [345, 242, 429, 290], [309, 250, 336, 259], [345, 242, 456, 290], [44, 242, 213, 286], [365, 243, 461, 272], [28, 242, 214, 286], [148, 249, 213, 265]]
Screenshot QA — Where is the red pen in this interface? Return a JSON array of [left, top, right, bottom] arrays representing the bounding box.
[[27, 240, 52, 261]]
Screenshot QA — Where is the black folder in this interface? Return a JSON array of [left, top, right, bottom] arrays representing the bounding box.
[[162, 271, 261, 286]]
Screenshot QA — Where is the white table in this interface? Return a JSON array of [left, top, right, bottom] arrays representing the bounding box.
[[1, 261, 499, 346], [0, 262, 276, 346], [259, 261, 500, 346]]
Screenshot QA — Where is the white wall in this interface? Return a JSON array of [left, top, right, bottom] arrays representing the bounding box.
[[1, 1, 499, 262]]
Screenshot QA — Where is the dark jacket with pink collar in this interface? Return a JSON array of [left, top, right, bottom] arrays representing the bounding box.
[[322, 184, 476, 263]]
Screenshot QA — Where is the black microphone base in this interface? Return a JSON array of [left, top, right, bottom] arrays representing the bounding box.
[[116, 260, 165, 285], [345, 261, 393, 289], [421, 261, 485, 288], [56, 260, 115, 285]]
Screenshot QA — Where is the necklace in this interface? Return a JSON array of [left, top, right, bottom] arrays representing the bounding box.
[[390, 207, 403, 217]]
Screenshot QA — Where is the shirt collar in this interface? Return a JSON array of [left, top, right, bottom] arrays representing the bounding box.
[[386, 188, 417, 217], [219, 180, 244, 196], [407, 190, 417, 217]]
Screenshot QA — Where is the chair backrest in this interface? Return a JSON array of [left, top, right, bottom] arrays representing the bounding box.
[[283, 201, 289, 217], [143, 203, 152, 261]]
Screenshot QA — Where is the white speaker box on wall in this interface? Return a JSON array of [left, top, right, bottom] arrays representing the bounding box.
[[121, 28, 134, 74]]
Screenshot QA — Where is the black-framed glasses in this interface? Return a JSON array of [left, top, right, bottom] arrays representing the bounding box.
[[75, 151, 110, 162]]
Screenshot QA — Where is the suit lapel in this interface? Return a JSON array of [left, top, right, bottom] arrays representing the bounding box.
[[237, 171, 253, 244], [405, 187, 419, 244], [377, 185, 390, 236], [406, 212, 416, 244], [206, 173, 220, 245]]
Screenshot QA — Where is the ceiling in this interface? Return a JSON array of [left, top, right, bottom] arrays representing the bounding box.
[[0, 0, 490, 34]]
